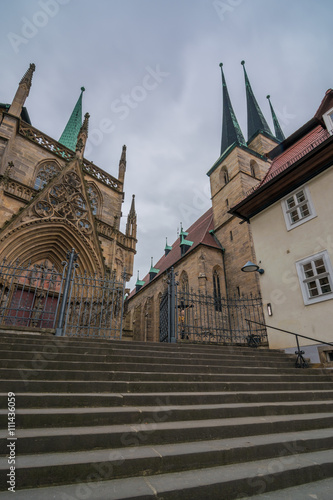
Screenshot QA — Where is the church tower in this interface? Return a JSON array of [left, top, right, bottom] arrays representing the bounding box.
[[208, 62, 284, 296]]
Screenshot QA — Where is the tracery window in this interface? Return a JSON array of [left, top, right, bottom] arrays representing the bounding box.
[[34, 163, 60, 190], [87, 184, 99, 215], [180, 271, 189, 295]]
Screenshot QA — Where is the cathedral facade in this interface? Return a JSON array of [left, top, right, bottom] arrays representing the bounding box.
[[0, 64, 137, 282]]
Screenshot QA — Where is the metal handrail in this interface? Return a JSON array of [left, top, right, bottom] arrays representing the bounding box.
[[245, 319, 333, 368]]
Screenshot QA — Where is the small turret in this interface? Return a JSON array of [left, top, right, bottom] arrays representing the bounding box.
[[165, 237, 172, 256], [126, 194, 137, 239], [9, 63, 36, 118], [75, 112, 90, 159], [118, 145, 127, 184], [135, 271, 145, 292], [149, 257, 160, 282]]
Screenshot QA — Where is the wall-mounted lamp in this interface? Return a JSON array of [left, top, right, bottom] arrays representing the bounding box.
[[267, 303, 273, 316], [241, 261, 265, 274]]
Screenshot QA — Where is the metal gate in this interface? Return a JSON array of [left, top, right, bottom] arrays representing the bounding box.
[[0, 249, 126, 339], [159, 268, 177, 343], [160, 267, 267, 345], [0, 258, 63, 329], [178, 289, 267, 345], [159, 289, 169, 342]]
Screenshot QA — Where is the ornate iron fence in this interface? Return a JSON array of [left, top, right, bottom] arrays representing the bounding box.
[[160, 267, 267, 345], [178, 289, 267, 345], [0, 250, 126, 339], [0, 258, 63, 329]]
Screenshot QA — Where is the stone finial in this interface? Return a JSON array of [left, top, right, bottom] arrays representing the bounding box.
[[19, 63, 36, 89]]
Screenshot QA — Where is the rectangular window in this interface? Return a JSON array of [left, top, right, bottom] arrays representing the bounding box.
[[282, 185, 316, 230], [296, 251, 333, 305]]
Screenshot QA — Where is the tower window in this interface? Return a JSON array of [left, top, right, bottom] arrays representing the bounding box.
[[250, 160, 258, 178], [230, 230, 233, 241], [220, 166, 229, 185]]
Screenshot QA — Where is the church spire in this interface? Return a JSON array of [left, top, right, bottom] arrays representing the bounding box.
[[220, 63, 246, 156], [241, 61, 272, 141], [59, 87, 85, 151], [126, 194, 137, 239], [75, 112, 90, 159], [266, 95, 285, 142], [9, 63, 36, 117]]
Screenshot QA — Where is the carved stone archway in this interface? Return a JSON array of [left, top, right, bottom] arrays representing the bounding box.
[[0, 218, 103, 276]]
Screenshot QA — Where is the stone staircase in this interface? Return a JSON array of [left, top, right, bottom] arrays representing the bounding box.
[[0, 333, 333, 499]]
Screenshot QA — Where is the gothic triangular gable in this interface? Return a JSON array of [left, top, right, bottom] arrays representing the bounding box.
[[0, 158, 105, 275]]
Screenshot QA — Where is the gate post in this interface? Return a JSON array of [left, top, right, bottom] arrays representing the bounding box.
[[55, 249, 78, 337], [169, 267, 176, 343]]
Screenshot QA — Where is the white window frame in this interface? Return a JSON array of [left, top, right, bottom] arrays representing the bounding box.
[[281, 184, 316, 231], [296, 250, 333, 305], [323, 107, 333, 136]]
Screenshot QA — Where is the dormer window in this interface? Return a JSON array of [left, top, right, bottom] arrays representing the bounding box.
[[323, 107, 333, 135]]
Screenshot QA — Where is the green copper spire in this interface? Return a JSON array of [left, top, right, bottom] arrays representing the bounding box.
[[266, 95, 285, 142], [220, 63, 246, 155], [59, 87, 85, 151], [241, 61, 272, 141]]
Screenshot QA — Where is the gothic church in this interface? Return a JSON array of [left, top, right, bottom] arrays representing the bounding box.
[[0, 64, 137, 281], [126, 61, 285, 342]]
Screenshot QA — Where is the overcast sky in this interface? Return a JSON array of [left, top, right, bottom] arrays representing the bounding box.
[[1, 0, 333, 289]]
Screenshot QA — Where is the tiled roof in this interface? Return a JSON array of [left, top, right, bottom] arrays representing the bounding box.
[[246, 125, 329, 196], [129, 208, 220, 297]]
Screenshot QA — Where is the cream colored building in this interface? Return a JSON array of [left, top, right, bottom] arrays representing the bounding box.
[[231, 89, 333, 364]]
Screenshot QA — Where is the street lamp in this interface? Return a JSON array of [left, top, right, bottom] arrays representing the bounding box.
[[241, 261, 264, 274]]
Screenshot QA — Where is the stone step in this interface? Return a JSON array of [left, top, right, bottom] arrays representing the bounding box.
[[0, 333, 331, 498], [2, 401, 333, 429], [241, 477, 333, 499], [2, 368, 331, 383], [0, 428, 332, 491], [0, 347, 295, 364], [0, 334, 285, 354], [1, 378, 332, 394], [0, 358, 313, 375], [1, 413, 332, 455], [0, 351, 296, 368], [1, 390, 333, 409], [1, 448, 332, 499]]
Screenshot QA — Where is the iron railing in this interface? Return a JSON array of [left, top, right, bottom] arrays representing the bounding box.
[[159, 267, 267, 345], [246, 319, 333, 368]]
